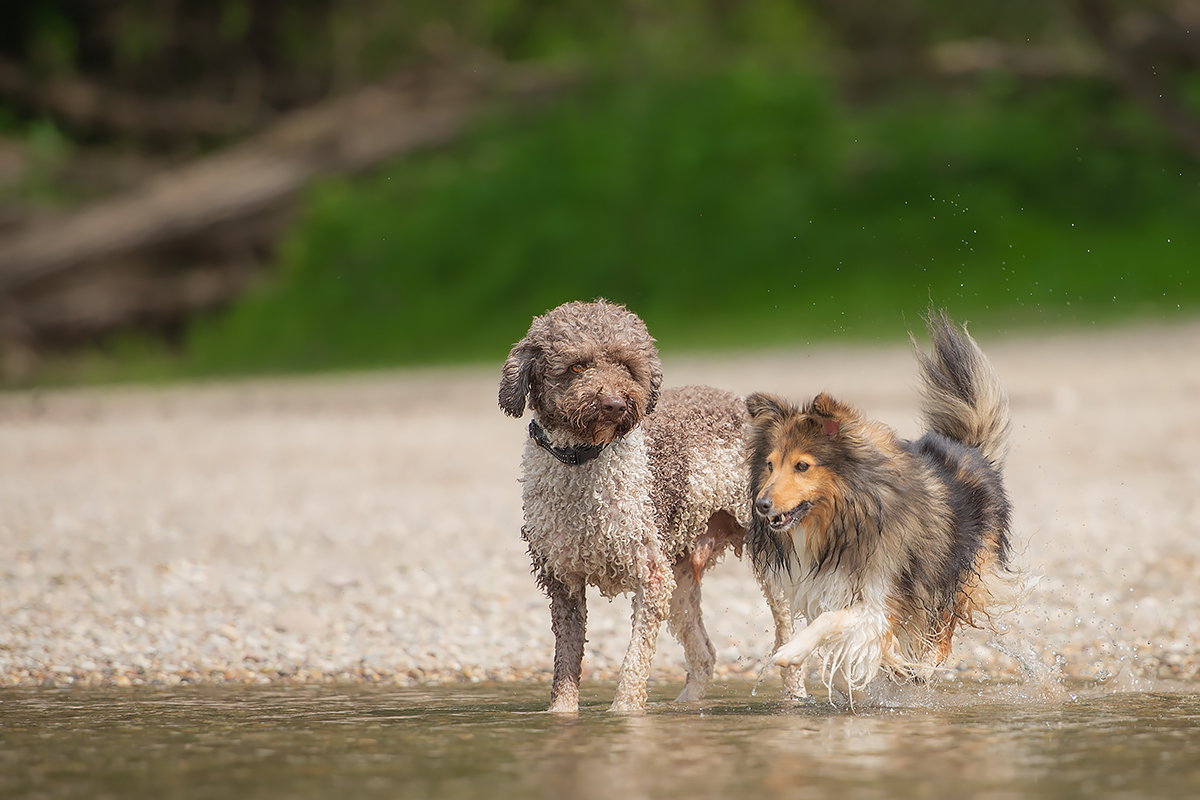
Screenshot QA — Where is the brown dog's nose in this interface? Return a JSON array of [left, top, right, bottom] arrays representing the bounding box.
[[600, 395, 627, 416]]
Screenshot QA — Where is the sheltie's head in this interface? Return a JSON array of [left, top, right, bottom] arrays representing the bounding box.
[[745, 392, 862, 535]]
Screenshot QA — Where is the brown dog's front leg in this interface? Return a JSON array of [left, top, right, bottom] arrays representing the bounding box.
[[765, 586, 806, 700], [546, 575, 587, 713], [611, 548, 673, 713]]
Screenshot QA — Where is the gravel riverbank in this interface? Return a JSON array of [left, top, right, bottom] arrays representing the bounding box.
[[3, 320, 1199, 693]]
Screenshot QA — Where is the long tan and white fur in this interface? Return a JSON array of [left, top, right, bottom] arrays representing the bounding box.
[[746, 309, 1029, 705]]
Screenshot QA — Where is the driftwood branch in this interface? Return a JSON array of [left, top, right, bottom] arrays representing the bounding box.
[[0, 61, 577, 380], [0, 63, 577, 298], [929, 38, 1101, 78]]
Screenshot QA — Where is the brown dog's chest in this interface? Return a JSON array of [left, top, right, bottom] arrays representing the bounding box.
[[521, 431, 659, 597]]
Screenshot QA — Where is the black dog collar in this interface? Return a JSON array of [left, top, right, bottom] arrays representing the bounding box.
[[529, 419, 607, 466]]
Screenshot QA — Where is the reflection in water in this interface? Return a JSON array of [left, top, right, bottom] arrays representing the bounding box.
[[1, 681, 1198, 799]]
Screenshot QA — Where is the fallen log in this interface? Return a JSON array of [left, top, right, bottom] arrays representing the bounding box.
[[0, 62, 577, 374]]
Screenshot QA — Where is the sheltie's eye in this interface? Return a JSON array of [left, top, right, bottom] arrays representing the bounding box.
[[794, 461, 809, 473], [766, 461, 774, 474]]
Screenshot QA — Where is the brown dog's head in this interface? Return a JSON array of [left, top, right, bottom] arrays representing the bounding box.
[[499, 299, 663, 445], [745, 391, 861, 533]]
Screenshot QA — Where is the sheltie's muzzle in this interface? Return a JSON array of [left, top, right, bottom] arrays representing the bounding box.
[[755, 498, 814, 532]]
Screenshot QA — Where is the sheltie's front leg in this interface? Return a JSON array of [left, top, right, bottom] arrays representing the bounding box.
[[772, 605, 888, 699], [771, 608, 855, 668]]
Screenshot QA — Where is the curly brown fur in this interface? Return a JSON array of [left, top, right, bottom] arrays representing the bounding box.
[[500, 299, 800, 713], [745, 309, 1027, 705]]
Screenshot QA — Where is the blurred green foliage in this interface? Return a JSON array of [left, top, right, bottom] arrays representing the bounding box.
[[172, 67, 1199, 376], [5, 1, 1199, 381]]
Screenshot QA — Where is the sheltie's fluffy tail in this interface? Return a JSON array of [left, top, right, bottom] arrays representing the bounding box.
[[911, 308, 1011, 469]]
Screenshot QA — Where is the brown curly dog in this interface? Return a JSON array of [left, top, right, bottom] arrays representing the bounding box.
[[499, 299, 801, 713]]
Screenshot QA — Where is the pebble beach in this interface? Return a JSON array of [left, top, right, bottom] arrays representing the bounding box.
[[3, 320, 1199, 694]]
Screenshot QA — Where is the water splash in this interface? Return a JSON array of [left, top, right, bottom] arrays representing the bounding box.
[[750, 658, 774, 698], [986, 634, 1069, 702]]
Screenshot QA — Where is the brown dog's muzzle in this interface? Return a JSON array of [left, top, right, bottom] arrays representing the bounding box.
[[593, 392, 637, 442], [599, 394, 627, 419]]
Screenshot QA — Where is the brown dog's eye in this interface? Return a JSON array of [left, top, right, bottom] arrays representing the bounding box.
[[570, 363, 585, 374], [795, 461, 809, 473]]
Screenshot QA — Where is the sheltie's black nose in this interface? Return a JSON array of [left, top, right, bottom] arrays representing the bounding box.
[[754, 496, 773, 516]]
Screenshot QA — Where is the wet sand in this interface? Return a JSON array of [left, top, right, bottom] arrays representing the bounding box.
[[2, 320, 1198, 692]]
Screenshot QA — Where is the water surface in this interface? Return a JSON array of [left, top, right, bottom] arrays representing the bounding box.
[[2, 681, 1198, 799]]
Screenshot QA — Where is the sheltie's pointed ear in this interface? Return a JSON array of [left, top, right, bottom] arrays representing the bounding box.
[[499, 339, 537, 417], [746, 392, 790, 424], [806, 392, 851, 438]]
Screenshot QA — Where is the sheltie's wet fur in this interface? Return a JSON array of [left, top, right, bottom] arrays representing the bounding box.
[[746, 309, 1029, 704]]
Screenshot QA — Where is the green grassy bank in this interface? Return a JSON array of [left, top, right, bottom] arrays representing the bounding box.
[[123, 68, 1200, 378]]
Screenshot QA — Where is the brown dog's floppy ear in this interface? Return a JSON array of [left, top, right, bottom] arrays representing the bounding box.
[[806, 392, 849, 438], [499, 340, 537, 417], [646, 352, 664, 415], [745, 392, 790, 423]]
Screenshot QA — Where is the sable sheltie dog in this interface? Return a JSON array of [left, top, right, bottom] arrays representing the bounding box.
[[746, 310, 1027, 703]]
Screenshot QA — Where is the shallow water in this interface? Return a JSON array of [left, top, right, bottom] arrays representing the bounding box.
[[1, 680, 1198, 799]]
